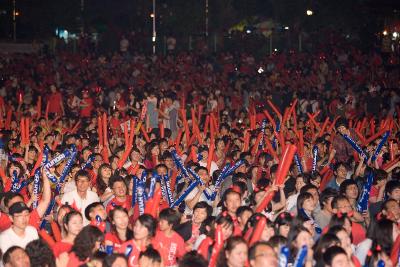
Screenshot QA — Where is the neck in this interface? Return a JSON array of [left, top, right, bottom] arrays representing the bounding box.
[[12, 226, 25, 237], [116, 227, 127, 240], [116, 195, 126, 202], [135, 238, 149, 249], [64, 233, 76, 243], [77, 190, 87, 199], [163, 228, 173, 237], [322, 209, 333, 216]]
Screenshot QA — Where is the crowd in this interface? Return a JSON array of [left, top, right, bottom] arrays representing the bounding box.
[[0, 34, 400, 267]]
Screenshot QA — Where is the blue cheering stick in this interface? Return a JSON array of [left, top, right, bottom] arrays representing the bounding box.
[[125, 245, 133, 257], [341, 134, 369, 161], [171, 150, 190, 178], [32, 168, 41, 208], [137, 180, 145, 215], [278, 246, 290, 267], [259, 119, 267, 149], [131, 176, 138, 207], [312, 145, 318, 173], [40, 199, 55, 229], [377, 260, 385, 267], [356, 171, 374, 213], [294, 153, 304, 174], [163, 174, 174, 207], [371, 131, 390, 162], [81, 154, 95, 170], [10, 170, 20, 193], [300, 208, 322, 234], [55, 146, 77, 194], [171, 180, 199, 208], [293, 245, 308, 267], [187, 167, 211, 200]]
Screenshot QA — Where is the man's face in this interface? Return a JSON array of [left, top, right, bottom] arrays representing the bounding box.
[[4, 248, 30, 267], [389, 188, 400, 202], [76, 176, 90, 193], [90, 205, 107, 221], [250, 245, 278, 267], [11, 210, 30, 230], [224, 193, 241, 215], [193, 207, 208, 225], [198, 169, 210, 184], [336, 125, 347, 135], [336, 165, 347, 180], [336, 199, 352, 213], [112, 181, 127, 197]]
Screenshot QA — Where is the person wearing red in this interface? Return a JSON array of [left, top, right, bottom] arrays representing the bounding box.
[[79, 90, 94, 118], [53, 210, 83, 257], [48, 85, 65, 116], [118, 214, 157, 267], [105, 206, 133, 250], [221, 188, 243, 236], [106, 175, 132, 213], [154, 208, 185, 267]]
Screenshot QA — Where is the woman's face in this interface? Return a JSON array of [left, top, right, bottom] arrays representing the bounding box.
[[101, 167, 112, 179], [261, 225, 275, 242], [134, 220, 150, 240], [343, 218, 352, 235], [295, 177, 306, 192], [113, 210, 129, 230], [331, 253, 351, 267], [221, 222, 234, 241], [57, 208, 70, 226], [151, 145, 160, 156], [336, 230, 352, 250], [66, 215, 83, 236], [279, 224, 290, 238], [302, 197, 316, 212], [226, 243, 248, 267]]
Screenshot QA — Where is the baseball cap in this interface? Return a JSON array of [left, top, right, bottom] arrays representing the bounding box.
[[9, 202, 30, 215]]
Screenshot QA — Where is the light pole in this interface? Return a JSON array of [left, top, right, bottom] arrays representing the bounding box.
[[205, 0, 209, 37], [12, 0, 16, 42], [152, 0, 156, 54]]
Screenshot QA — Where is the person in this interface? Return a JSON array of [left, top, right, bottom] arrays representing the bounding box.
[[2, 246, 30, 267], [103, 253, 128, 267], [47, 85, 65, 117], [154, 208, 185, 267], [138, 247, 162, 267], [184, 167, 215, 214], [248, 241, 278, 267], [0, 202, 39, 253], [25, 239, 56, 267], [61, 170, 100, 225], [216, 236, 248, 267], [322, 246, 353, 267], [106, 176, 132, 213], [325, 162, 349, 191], [332, 118, 357, 164], [52, 210, 83, 257], [178, 251, 207, 267], [118, 214, 157, 267], [66, 225, 104, 266], [105, 206, 133, 249], [314, 188, 338, 229]]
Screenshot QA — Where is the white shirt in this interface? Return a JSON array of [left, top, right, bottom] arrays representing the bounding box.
[[199, 160, 219, 176], [184, 186, 214, 215], [61, 189, 100, 225], [0, 225, 39, 253]]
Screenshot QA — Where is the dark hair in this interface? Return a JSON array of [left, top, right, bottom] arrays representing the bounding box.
[[339, 179, 358, 196], [313, 234, 340, 266], [208, 213, 234, 239], [300, 184, 319, 195], [74, 169, 90, 182], [369, 219, 396, 256], [319, 188, 338, 209], [322, 246, 348, 266], [109, 206, 133, 241], [84, 202, 104, 221], [136, 214, 157, 238], [102, 254, 128, 267], [178, 251, 207, 267], [193, 201, 213, 217], [287, 226, 311, 258], [236, 206, 253, 218], [71, 225, 104, 261], [296, 192, 314, 212], [97, 163, 112, 194], [221, 188, 241, 211], [2, 246, 26, 265], [327, 213, 352, 231], [386, 180, 400, 196], [331, 195, 350, 210], [159, 208, 181, 228], [4, 192, 23, 208], [275, 212, 293, 233], [268, 235, 288, 251], [139, 246, 162, 263], [216, 236, 247, 267], [63, 210, 83, 232], [108, 175, 127, 189], [25, 239, 56, 267], [335, 118, 348, 129]]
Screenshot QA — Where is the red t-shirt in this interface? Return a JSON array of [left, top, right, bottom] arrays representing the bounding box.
[[351, 222, 366, 245], [106, 196, 132, 213], [153, 231, 185, 267], [118, 240, 157, 267], [0, 209, 41, 231], [67, 252, 87, 267], [105, 232, 124, 249], [48, 92, 63, 114], [80, 97, 93, 117], [53, 241, 73, 258]]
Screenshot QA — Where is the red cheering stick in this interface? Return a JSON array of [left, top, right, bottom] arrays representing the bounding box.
[[318, 117, 330, 137], [282, 107, 291, 127], [363, 127, 387, 146], [390, 235, 400, 266], [243, 130, 250, 152], [211, 113, 219, 135], [50, 221, 62, 242], [389, 141, 394, 161], [159, 122, 164, 138], [370, 119, 376, 135], [190, 146, 198, 163], [102, 113, 108, 145], [140, 125, 151, 143], [249, 216, 267, 246], [250, 114, 256, 130], [169, 170, 178, 194], [307, 111, 321, 129], [328, 116, 339, 133], [244, 226, 254, 242], [292, 107, 298, 133], [209, 224, 224, 267], [355, 129, 367, 146], [265, 138, 278, 160], [25, 118, 30, 145], [203, 115, 210, 135], [123, 121, 129, 145], [129, 120, 135, 147], [175, 130, 183, 147], [275, 145, 297, 185], [383, 158, 400, 172], [197, 105, 203, 124], [263, 110, 276, 129], [251, 132, 263, 155], [255, 189, 275, 213], [207, 142, 215, 174], [20, 118, 26, 145], [320, 169, 334, 191], [298, 130, 304, 157], [45, 102, 49, 121], [267, 100, 281, 119], [144, 187, 162, 218], [39, 229, 56, 247], [37, 96, 42, 118]]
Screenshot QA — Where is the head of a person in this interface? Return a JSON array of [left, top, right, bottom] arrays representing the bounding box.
[[328, 213, 352, 235], [334, 162, 348, 180], [178, 251, 207, 267], [386, 180, 400, 202], [196, 166, 211, 185], [217, 236, 248, 267], [335, 118, 349, 135], [4, 193, 24, 213], [85, 202, 107, 222], [74, 170, 91, 193], [192, 202, 212, 225], [25, 239, 56, 267], [133, 214, 157, 241], [382, 199, 400, 221], [139, 247, 162, 267], [274, 212, 293, 238], [313, 234, 341, 263], [236, 206, 253, 229], [320, 188, 338, 213], [331, 195, 353, 214], [323, 246, 352, 267], [102, 253, 128, 267], [287, 226, 314, 255], [63, 210, 83, 237], [370, 218, 399, 256], [245, 213, 275, 242], [248, 241, 278, 267], [71, 225, 104, 261], [2, 246, 30, 267], [222, 188, 242, 216], [211, 213, 234, 241], [109, 206, 130, 232], [56, 205, 73, 228], [339, 179, 359, 201], [9, 202, 30, 231], [297, 191, 316, 214], [327, 226, 352, 252], [159, 208, 180, 231], [109, 175, 127, 198]]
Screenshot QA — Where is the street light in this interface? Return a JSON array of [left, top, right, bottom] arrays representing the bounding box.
[[383, 30, 388, 36], [306, 9, 313, 16], [152, 0, 156, 54]]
